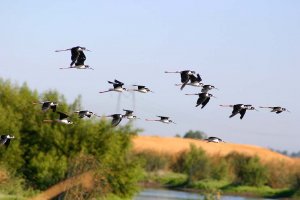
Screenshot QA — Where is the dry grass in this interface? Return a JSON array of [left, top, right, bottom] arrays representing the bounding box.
[[132, 136, 296, 164]]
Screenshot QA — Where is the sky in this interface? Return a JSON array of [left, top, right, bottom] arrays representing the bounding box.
[[1, 1, 300, 151]]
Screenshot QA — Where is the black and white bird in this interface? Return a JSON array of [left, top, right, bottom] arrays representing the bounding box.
[[0, 135, 15, 148], [185, 93, 216, 108], [43, 111, 73, 124], [122, 109, 139, 119], [55, 46, 91, 67], [74, 110, 98, 118], [201, 84, 218, 93], [130, 85, 153, 93], [99, 80, 127, 93], [220, 104, 257, 119], [175, 73, 203, 88], [165, 70, 196, 90], [259, 106, 290, 114], [205, 137, 225, 143], [33, 101, 58, 112], [106, 114, 123, 127], [146, 116, 176, 124]]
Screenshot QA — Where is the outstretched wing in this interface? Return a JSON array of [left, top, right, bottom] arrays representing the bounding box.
[[114, 80, 124, 85], [71, 47, 80, 62], [0, 135, 7, 145], [123, 109, 133, 115], [157, 116, 169, 120], [230, 105, 242, 118], [57, 112, 69, 120], [111, 117, 122, 126], [240, 109, 247, 119], [42, 101, 51, 111], [75, 51, 86, 66], [196, 94, 207, 107], [180, 71, 190, 90], [201, 97, 210, 109]]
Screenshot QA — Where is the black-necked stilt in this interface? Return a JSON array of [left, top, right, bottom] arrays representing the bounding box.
[[205, 137, 225, 143], [165, 70, 196, 90], [185, 93, 216, 108], [259, 106, 290, 114], [55, 46, 91, 67], [220, 104, 257, 119], [33, 101, 58, 112], [175, 73, 203, 88], [146, 116, 176, 124], [74, 110, 98, 118], [201, 84, 218, 93], [99, 80, 127, 93], [130, 85, 153, 93], [122, 109, 140, 119], [43, 111, 73, 124], [59, 49, 93, 70], [105, 114, 123, 127], [0, 135, 15, 148]]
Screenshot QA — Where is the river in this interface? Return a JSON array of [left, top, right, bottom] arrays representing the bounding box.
[[134, 188, 275, 200]]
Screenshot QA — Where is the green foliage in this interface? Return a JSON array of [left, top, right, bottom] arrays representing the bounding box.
[[134, 150, 172, 172], [226, 153, 269, 186], [181, 144, 210, 184], [0, 79, 143, 198], [183, 130, 207, 140]]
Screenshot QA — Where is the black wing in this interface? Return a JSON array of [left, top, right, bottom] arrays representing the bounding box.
[[0, 135, 7, 145], [190, 73, 202, 83], [57, 112, 69, 120], [50, 104, 57, 112], [111, 117, 122, 126], [78, 111, 87, 118], [4, 139, 10, 148], [123, 109, 133, 115], [240, 109, 247, 119], [157, 116, 169, 120], [196, 93, 207, 107], [42, 101, 51, 111], [201, 97, 210, 109], [114, 80, 124, 85], [276, 111, 283, 114], [75, 51, 86, 66], [71, 47, 80, 63], [180, 71, 190, 90], [230, 105, 242, 118]]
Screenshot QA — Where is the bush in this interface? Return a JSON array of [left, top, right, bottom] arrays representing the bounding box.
[[226, 153, 269, 187], [183, 130, 207, 140], [175, 144, 210, 184], [134, 150, 172, 172]]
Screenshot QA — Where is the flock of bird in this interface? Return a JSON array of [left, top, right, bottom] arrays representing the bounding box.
[[0, 46, 291, 148]]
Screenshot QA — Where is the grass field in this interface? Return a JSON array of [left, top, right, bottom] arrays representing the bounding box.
[[132, 135, 296, 164]]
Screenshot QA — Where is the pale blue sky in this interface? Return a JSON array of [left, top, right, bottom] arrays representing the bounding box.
[[1, 1, 300, 151]]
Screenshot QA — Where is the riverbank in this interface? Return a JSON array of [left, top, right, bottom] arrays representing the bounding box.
[[142, 171, 300, 199]]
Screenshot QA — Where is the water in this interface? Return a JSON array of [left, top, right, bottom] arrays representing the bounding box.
[[134, 188, 274, 200]]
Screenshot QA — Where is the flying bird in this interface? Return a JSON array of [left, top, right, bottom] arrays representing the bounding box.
[[146, 116, 176, 124], [185, 93, 216, 108], [175, 73, 203, 88], [259, 106, 290, 114], [99, 80, 127, 93], [55, 46, 91, 66], [205, 137, 225, 143], [129, 85, 153, 93], [0, 135, 15, 148], [165, 70, 196, 90], [74, 110, 98, 118], [43, 111, 73, 124], [201, 84, 218, 93], [122, 109, 139, 119], [32, 101, 58, 112], [220, 104, 257, 119], [105, 114, 123, 126]]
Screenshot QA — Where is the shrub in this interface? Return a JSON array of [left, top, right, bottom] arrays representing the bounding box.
[[226, 153, 269, 186]]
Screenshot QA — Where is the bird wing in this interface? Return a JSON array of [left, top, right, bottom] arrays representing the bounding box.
[[180, 72, 190, 90], [0, 135, 7, 145], [50, 104, 57, 112], [114, 80, 124, 85], [196, 74, 202, 82], [201, 97, 210, 109], [201, 86, 209, 93], [276, 111, 283, 114], [111, 117, 122, 126], [240, 109, 247, 119], [57, 112, 69, 120], [75, 51, 86, 66], [189, 74, 198, 82], [78, 111, 87, 118], [71, 47, 80, 62], [196, 93, 207, 107], [230, 105, 242, 118], [42, 101, 51, 111], [123, 109, 133, 115], [4, 139, 10, 148]]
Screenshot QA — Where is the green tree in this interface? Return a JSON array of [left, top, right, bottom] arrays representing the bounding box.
[[183, 130, 207, 140]]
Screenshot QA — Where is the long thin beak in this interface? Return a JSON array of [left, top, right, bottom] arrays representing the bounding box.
[[287, 110, 291, 113], [255, 108, 259, 111], [212, 95, 217, 98], [215, 88, 219, 90], [93, 114, 101, 117], [86, 49, 91, 52]]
